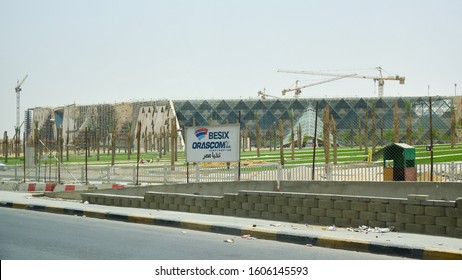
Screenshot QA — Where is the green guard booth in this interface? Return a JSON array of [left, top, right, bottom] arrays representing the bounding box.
[[383, 143, 417, 181]]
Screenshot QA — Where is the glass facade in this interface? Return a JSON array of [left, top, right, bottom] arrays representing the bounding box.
[[174, 96, 455, 146]]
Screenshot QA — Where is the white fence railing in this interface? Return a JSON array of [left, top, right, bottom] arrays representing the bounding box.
[[1, 161, 461, 184]]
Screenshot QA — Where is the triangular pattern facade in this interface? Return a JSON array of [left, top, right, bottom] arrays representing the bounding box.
[[173, 96, 455, 146]]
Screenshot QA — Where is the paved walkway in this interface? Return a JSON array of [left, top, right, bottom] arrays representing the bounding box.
[[1, 190, 461, 259]]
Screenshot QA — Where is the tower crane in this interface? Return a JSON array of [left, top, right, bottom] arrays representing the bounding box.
[[257, 88, 280, 99], [15, 75, 28, 131], [278, 67, 405, 98]]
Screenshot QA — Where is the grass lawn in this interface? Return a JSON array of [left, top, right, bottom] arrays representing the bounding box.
[[1, 143, 461, 166]]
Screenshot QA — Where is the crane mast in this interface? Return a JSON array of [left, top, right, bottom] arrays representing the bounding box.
[[15, 74, 28, 130]]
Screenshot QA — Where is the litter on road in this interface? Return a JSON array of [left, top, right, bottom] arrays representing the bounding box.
[[347, 225, 395, 233]]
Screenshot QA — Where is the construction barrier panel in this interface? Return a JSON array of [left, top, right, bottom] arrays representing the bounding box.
[[53, 184, 87, 192], [112, 184, 125, 189], [45, 183, 56, 192]]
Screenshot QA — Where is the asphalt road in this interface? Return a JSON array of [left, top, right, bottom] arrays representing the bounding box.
[[0, 207, 407, 260]]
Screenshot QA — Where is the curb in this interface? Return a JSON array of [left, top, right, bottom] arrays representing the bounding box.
[[1, 201, 461, 260]]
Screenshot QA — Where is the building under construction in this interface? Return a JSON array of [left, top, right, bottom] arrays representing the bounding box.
[[15, 96, 460, 158]]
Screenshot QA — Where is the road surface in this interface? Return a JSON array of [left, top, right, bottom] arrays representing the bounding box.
[[0, 207, 406, 260]]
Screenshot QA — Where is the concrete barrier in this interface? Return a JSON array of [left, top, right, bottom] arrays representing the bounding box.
[[0, 181, 19, 191], [28, 183, 36, 192], [12, 182, 48, 192], [112, 184, 124, 189], [45, 183, 56, 192], [90, 181, 277, 196], [17, 183, 27, 192], [53, 184, 88, 192]]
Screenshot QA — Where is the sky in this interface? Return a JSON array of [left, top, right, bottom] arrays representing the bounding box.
[[1, 0, 461, 136]]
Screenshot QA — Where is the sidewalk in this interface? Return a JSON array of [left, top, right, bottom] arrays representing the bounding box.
[[1, 190, 461, 259]]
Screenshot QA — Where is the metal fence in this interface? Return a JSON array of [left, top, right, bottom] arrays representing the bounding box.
[[1, 161, 461, 184]]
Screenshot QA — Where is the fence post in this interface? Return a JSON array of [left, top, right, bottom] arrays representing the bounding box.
[[81, 166, 84, 183], [458, 162, 462, 182], [132, 165, 136, 184], [163, 164, 168, 184], [277, 163, 282, 187], [14, 164, 18, 180], [450, 162, 455, 182], [234, 165, 239, 181], [107, 166, 111, 183], [325, 163, 330, 181], [195, 164, 200, 182]]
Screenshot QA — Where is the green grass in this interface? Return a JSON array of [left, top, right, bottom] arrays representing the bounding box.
[[1, 143, 462, 166]]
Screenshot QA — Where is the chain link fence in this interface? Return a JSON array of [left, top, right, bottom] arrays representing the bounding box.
[[1, 160, 461, 184], [1, 96, 461, 184]]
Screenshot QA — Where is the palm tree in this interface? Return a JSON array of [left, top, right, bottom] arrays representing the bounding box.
[[298, 123, 302, 150], [127, 122, 132, 160], [371, 103, 377, 152], [451, 105, 457, 149], [323, 104, 330, 164], [290, 109, 295, 160], [406, 101, 412, 145], [394, 101, 399, 143], [273, 122, 277, 151], [279, 119, 284, 165], [364, 111, 369, 155], [256, 112, 261, 157], [330, 114, 337, 164], [3, 131, 8, 163], [111, 128, 116, 166], [358, 115, 362, 151]]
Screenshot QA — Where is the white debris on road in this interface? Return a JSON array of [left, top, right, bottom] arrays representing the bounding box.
[[347, 225, 395, 233], [328, 225, 336, 231]]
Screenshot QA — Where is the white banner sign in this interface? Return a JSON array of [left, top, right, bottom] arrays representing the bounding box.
[[185, 124, 240, 163]]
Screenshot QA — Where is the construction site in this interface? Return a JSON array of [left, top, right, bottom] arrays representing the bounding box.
[[2, 69, 462, 241], [1, 67, 462, 184]]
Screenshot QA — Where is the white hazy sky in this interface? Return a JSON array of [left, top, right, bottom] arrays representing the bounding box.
[[1, 0, 461, 136]]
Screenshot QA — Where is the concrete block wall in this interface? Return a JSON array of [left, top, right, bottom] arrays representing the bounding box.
[[280, 181, 462, 200], [81, 191, 462, 238]]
